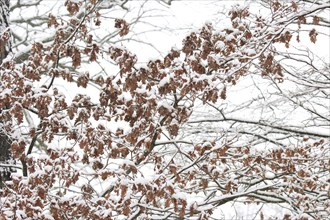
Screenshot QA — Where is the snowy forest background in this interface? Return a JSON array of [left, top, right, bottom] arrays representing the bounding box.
[[0, 0, 329, 219]]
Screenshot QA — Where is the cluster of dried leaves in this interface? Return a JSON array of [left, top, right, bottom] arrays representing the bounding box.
[[0, 0, 329, 219]]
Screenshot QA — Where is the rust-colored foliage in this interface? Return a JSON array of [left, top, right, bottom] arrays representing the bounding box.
[[0, 0, 329, 219], [115, 19, 129, 37]]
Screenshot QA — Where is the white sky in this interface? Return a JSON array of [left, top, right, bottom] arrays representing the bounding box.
[[125, 1, 245, 61], [110, 0, 329, 64]]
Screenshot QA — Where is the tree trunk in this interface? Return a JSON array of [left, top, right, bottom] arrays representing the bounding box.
[[0, 0, 13, 188], [0, 0, 9, 60]]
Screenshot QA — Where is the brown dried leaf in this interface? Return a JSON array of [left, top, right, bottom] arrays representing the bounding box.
[[220, 86, 227, 100], [309, 29, 317, 43], [313, 16, 320, 25], [72, 47, 81, 68], [115, 19, 129, 37], [291, 1, 298, 12]]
